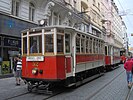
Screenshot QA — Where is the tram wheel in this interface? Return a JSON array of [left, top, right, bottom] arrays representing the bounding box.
[[27, 83, 33, 92]]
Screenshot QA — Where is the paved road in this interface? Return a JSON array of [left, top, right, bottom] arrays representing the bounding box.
[[0, 64, 132, 100]]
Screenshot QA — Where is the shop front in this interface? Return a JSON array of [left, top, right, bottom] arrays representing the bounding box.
[[0, 13, 37, 74]]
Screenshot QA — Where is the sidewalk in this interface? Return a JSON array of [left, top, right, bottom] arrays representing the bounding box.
[[0, 73, 14, 79]]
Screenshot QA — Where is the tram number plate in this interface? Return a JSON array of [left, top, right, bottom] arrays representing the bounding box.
[[26, 56, 44, 61]]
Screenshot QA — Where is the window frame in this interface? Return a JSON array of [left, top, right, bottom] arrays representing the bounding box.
[[44, 33, 54, 54], [76, 34, 81, 53], [29, 2, 35, 21], [12, 0, 20, 16], [65, 33, 71, 54], [29, 35, 42, 54]]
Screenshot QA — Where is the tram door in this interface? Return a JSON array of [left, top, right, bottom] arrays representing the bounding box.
[[65, 33, 74, 77]]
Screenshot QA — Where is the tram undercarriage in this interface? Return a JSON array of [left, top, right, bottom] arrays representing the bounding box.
[[23, 66, 104, 94]]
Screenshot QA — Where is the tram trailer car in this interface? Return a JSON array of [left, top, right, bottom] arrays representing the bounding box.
[[104, 45, 121, 70], [21, 26, 105, 92]]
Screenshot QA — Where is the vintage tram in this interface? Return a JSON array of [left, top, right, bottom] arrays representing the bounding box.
[[104, 44, 121, 70], [21, 26, 105, 92]]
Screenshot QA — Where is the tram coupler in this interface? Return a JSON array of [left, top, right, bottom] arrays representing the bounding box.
[[37, 83, 53, 94]]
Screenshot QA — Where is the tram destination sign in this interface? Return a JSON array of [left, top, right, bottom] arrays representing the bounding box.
[[26, 56, 44, 61]]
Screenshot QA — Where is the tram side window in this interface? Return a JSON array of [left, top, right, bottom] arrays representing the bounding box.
[[108, 46, 111, 55], [93, 39, 96, 53], [100, 42, 103, 54], [65, 34, 70, 53], [23, 37, 27, 54], [105, 46, 107, 55], [89, 38, 92, 53], [99, 41, 102, 54], [81, 36, 85, 53], [95, 40, 98, 53], [76, 34, 80, 53], [101, 43, 104, 54], [98, 42, 100, 53], [45, 34, 53, 52], [57, 34, 64, 53], [81, 39, 84, 53], [30, 36, 42, 53], [86, 37, 89, 53]]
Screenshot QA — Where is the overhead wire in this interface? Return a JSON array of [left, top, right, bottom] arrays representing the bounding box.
[[117, 0, 133, 29]]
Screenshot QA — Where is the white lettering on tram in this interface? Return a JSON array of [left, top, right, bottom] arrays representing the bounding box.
[[26, 56, 44, 61]]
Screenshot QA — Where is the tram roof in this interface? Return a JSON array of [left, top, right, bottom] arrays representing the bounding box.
[[21, 25, 104, 41]]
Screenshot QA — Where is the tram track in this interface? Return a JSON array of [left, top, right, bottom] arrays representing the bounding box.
[[5, 67, 129, 100], [42, 68, 125, 100], [86, 69, 126, 100], [125, 86, 133, 100], [5, 88, 66, 100], [5, 92, 30, 100]]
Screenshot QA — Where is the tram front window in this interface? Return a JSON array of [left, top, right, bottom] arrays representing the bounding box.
[[57, 34, 63, 53], [30, 35, 42, 54], [45, 34, 53, 52], [23, 37, 27, 54]]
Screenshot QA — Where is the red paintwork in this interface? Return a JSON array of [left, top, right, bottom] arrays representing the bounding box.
[[22, 56, 66, 80], [65, 57, 71, 73], [105, 56, 111, 65], [76, 54, 104, 64], [113, 56, 121, 62]]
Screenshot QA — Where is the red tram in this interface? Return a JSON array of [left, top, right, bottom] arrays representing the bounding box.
[[21, 26, 120, 92], [105, 45, 121, 70]]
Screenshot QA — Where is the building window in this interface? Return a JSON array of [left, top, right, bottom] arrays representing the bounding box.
[[93, 0, 96, 5], [29, 2, 35, 21], [81, 5, 86, 13], [81, 1, 88, 13], [12, 0, 20, 16], [53, 12, 58, 25], [92, 12, 96, 22], [73, 0, 77, 9], [98, 3, 100, 9], [49, 11, 52, 26], [59, 15, 61, 25]]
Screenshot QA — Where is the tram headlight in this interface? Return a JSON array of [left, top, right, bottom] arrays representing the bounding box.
[[32, 68, 38, 75]]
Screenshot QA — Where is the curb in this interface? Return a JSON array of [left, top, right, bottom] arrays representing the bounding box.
[[0, 74, 14, 79]]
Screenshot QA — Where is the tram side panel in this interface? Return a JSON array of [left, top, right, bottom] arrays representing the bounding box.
[[76, 54, 104, 73], [105, 55, 111, 66], [113, 56, 121, 65]]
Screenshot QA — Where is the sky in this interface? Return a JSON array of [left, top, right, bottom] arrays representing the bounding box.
[[114, 0, 133, 49]]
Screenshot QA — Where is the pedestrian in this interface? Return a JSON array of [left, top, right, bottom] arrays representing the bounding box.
[[30, 42, 37, 53], [121, 53, 126, 64], [15, 56, 22, 86], [124, 56, 133, 89], [13, 56, 18, 73], [13, 56, 18, 83]]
